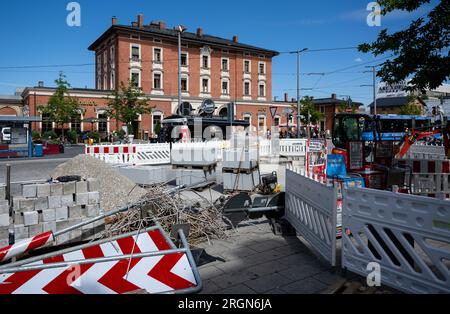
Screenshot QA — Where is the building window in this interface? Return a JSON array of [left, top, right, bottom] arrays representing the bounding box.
[[202, 55, 209, 69], [244, 60, 250, 73], [153, 73, 162, 89], [181, 53, 188, 66], [259, 62, 266, 75], [110, 70, 115, 90], [98, 114, 108, 133], [42, 114, 53, 133], [131, 45, 140, 61], [131, 71, 140, 88], [153, 114, 162, 134], [202, 78, 209, 93], [259, 83, 265, 97], [222, 80, 229, 95], [244, 81, 251, 96], [222, 58, 229, 71], [103, 73, 108, 90], [71, 114, 82, 133], [320, 106, 325, 113], [181, 78, 188, 92], [110, 46, 115, 66], [243, 114, 252, 125], [274, 116, 281, 126], [153, 48, 162, 63]]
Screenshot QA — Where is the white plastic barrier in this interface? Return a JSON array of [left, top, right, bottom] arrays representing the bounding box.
[[279, 139, 307, 157], [342, 187, 450, 293], [402, 143, 446, 160]]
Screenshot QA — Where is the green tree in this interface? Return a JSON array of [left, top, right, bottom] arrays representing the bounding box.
[[296, 96, 324, 125], [106, 82, 153, 135], [337, 98, 359, 113], [399, 95, 424, 115], [359, 0, 450, 92], [38, 72, 80, 142]]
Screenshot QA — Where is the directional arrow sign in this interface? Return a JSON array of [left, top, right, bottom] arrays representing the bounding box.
[[0, 228, 198, 294]]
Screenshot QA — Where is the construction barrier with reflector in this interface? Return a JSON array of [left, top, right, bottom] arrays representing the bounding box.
[[0, 226, 202, 294]]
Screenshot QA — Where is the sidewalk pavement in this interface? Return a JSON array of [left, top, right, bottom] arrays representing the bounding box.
[[197, 221, 343, 294]]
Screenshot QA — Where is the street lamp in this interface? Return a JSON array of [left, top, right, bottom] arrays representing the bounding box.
[[177, 25, 187, 115], [289, 48, 308, 138]]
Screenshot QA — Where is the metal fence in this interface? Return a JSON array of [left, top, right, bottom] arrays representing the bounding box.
[[285, 170, 338, 266], [342, 187, 450, 293]]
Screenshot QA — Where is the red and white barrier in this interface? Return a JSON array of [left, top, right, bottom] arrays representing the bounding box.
[[0, 229, 198, 294], [0, 231, 53, 263]]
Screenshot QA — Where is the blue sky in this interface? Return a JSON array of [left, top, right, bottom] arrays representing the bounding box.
[[0, 0, 437, 107]]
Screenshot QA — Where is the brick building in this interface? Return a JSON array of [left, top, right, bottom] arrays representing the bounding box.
[[20, 15, 297, 140]]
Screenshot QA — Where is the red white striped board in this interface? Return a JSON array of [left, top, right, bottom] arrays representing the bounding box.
[[85, 145, 137, 155], [0, 231, 53, 263], [0, 229, 197, 294]]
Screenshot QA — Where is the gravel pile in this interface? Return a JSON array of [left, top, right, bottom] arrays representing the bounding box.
[[49, 155, 147, 212]]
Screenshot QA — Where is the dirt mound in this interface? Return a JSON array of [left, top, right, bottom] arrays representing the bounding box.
[[49, 155, 147, 211]]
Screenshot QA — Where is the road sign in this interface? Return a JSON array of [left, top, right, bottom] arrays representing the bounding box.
[[0, 228, 198, 294], [270, 106, 278, 118]]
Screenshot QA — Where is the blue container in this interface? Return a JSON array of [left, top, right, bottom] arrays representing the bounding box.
[[34, 144, 43, 157]]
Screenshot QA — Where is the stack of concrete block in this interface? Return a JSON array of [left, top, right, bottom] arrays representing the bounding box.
[[2, 178, 104, 247], [222, 149, 261, 192], [0, 184, 10, 247]]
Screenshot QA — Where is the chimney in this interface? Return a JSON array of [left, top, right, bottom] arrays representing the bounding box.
[[331, 93, 337, 99], [233, 35, 238, 43], [284, 93, 289, 102], [38, 81, 44, 88], [137, 14, 144, 28], [131, 21, 137, 27], [112, 16, 117, 25], [197, 27, 203, 37], [159, 21, 166, 30]]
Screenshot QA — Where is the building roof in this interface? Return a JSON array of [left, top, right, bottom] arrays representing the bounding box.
[[88, 25, 279, 57], [0, 116, 41, 122], [369, 96, 426, 108], [0, 94, 22, 104]]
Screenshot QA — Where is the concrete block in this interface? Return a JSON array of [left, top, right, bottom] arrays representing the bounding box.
[[176, 169, 216, 187], [81, 218, 94, 231], [48, 196, 62, 209], [85, 204, 100, 218], [14, 213, 24, 225], [117, 166, 174, 185], [56, 218, 82, 232], [69, 205, 83, 218], [42, 209, 56, 222], [0, 184, 6, 200], [50, 183, 63, 196], [22, 184, 37, 198], [223, 170, 260, 192], [0, 239, 9, 248], [61, 194, 74, 207], [223, 149, 259, 170], [14, 225, 29, 241], [29, 224, 43, 237], [76, 193, 89, 206], [56, 232, 70, 245], [70, 229, 82, 241], [0, 226, 9, 240], [0, 204, 9, 215], [76, 181, 88, 194], [36, 184, 51, 197], [63, 182, 76, 195], [23, 211, 39, 226], [0, 214, 9, 227], [0, 200, 8, 206], [55, 207, 68, 221], [43, 221, 57, 233], [17, 198, 36, 212], [88, 192, 100, 205], [87, 178, 100, 192], [171, 147, 217, 166], [34, 197, 48, 211]]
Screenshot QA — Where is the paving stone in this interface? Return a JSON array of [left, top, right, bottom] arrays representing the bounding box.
[[88, 192, 100, 205], [199, 265, 225, 280], [0, 204, 9, 215], [76, 193, 89, 206], [277, 252, 319, 267], [0, 185, 6, 200], [50, 183, 63, 196], [218, 246, 259, 261], [280, 277, 328, 294], [84, 204, 100, 217], [55, 207, 68, 221], [87, 178, 100, 192], [36, 184, 51, 197], [0, 227, 9, 242], [0, 200, 8, 206], [48, 196, 62, 209], [245, 273, 294, 293], [75, 181, 88, 194], [14, 225, 29, 240], [0, 214, 9, 227], [61, 194, 74, 207], [69, 205, 83, 218], [29, 224, 43, 237], [278, 264, 324, 282], [34, 197, 48, 211], [220, 284, 257, 294], [247, 239, 287, 253], [313, 271, 343, 285], [199, 280, 222, 294], [42, 209, 56, 222], [63, 182, 76, 195], [211, 269, 259, 289], [22, 184, 37, 198], [244, 260, 291, 277], [23, 211, 39, 226]]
